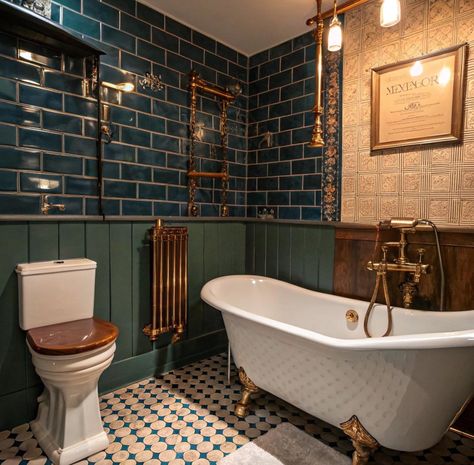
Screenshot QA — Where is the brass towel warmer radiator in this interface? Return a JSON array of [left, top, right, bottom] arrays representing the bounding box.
[[188, 71, 236, 217], [143, 219, 188, 343]]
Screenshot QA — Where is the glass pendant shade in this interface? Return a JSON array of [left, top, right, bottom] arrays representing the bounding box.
[[328, 16, 342, 52], [380, 0, 401, 27]]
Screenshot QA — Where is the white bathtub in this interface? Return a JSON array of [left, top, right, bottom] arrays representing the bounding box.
[[201, 275, 474, 452]]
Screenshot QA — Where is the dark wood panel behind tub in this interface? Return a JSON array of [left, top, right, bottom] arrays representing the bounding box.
[[334, 227, 474, 311], [333, 226, 474, 437]]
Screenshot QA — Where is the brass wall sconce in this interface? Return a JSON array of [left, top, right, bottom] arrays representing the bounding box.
[[84, 78, 135, 98], [101, 81, 135, 92]]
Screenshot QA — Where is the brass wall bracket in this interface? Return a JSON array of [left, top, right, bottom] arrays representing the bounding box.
[[235, 367, 259, 418], [340, 415, 379, 465]]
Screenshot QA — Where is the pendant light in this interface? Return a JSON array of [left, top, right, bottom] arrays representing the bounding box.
[[380, 0, 401, 27], [327, 0, 342, 52]]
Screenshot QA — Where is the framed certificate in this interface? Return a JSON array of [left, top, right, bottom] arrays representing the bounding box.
[[371, 44, 468, 151]]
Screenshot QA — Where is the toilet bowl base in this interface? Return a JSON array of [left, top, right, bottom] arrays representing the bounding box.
[[28, 341, 116, 465], [31, 420, 109, 465]]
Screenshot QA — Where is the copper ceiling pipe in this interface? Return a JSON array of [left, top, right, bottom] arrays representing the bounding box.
[[306, 0, 370, 25]]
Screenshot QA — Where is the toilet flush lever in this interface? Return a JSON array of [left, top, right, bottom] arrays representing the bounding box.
[[40, 195, 65, 215]]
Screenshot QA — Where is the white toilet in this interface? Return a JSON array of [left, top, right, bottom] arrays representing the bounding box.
[[16, 258, 119, 465]]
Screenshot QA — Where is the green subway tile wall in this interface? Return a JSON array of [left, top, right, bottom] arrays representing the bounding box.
[[247, 25, 342, 221], [0, 0, 248, 216]]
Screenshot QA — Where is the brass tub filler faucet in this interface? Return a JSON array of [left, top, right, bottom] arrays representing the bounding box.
[[364, 217, 445, 337]]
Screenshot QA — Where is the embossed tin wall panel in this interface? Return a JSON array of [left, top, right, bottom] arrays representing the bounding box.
[[341, 0, 474, 226]]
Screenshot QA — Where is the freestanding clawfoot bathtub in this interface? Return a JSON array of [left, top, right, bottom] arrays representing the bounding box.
[[201, 275, 474, 465]]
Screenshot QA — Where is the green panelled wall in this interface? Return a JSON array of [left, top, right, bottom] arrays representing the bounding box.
[[0, 220, 335, 431], [245, 222, 335, 292], [0, 220, 246, 430]]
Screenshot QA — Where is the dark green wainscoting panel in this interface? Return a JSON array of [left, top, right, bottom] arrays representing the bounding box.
[[0, 219, 335, 431], [245, 222, 336, 293], [0, 220, 246, 431]]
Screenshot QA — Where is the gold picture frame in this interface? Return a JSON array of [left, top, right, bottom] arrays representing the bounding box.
[[371, 44, 468, 151]]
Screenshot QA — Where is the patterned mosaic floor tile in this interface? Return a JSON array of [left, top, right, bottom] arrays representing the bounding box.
[[0, 353, 473, 464]]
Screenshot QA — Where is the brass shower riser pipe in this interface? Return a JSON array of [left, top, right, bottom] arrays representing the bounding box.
[[306, 0, 369, 25], [187, 170, 228, 180]]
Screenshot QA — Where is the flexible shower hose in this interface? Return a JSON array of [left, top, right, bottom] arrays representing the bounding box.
[[364, 268, 393, 338]]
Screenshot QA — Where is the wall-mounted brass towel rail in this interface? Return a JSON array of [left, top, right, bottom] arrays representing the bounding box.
[[187, 71, 237, 217]]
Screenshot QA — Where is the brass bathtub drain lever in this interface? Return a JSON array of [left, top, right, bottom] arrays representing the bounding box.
[[346, 309, 359, 323]]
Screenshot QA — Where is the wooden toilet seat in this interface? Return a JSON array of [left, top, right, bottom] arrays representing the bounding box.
[[27, 317, 119, 356]]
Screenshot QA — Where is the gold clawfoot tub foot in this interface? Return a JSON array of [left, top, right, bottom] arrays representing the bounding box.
[[340, 415, 379, 465], [235, 367, 259, 418]]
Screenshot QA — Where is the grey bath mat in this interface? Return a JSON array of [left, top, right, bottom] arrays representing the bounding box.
[[218, 422, 351, 465]]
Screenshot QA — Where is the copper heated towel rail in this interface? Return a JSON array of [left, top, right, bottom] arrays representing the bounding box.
[[143, 219, 188, 343]]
